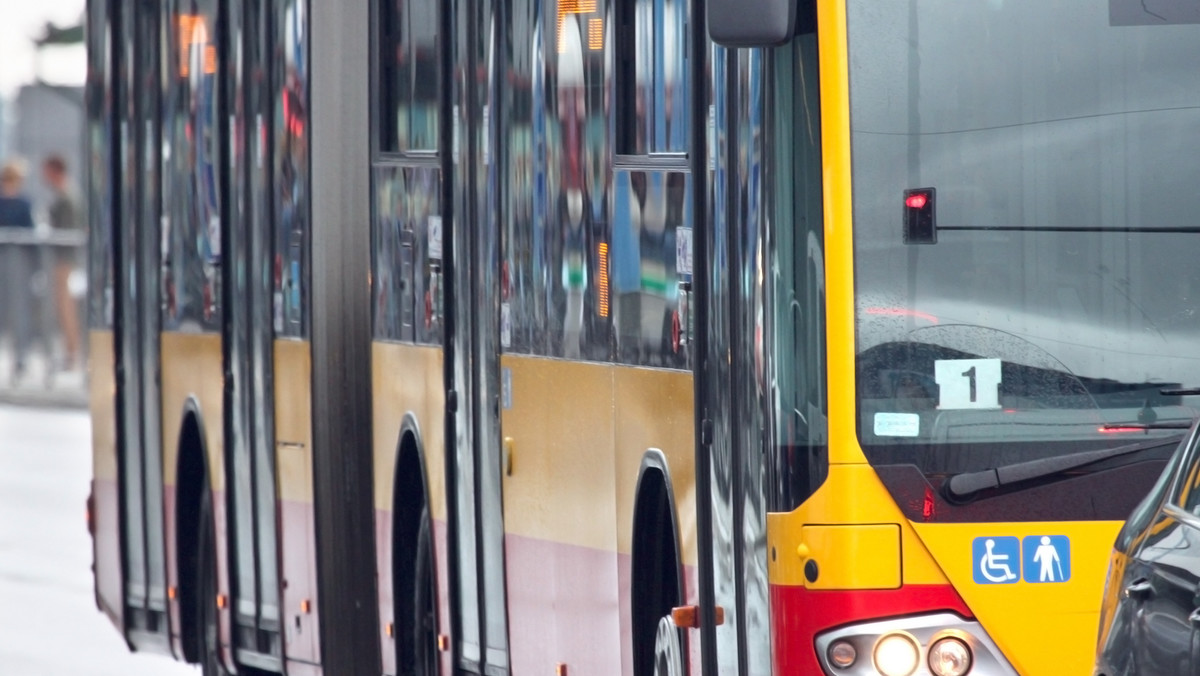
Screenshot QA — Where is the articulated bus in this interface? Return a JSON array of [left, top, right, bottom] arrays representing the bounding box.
[[87, 0, 1200, 674]]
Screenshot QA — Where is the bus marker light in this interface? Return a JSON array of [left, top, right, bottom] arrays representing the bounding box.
[[556, 663, 568, 676], [671, 605, 725, 628], [217, 594, 227, 609], [438, 634, 449, 652], [828, 639, 856, 669], [301, 599, 311, 614], [385, 622, 394, 638], [928, 637, 972, 676], [874, 633, 919, 676], [168, 586, 177, 601]]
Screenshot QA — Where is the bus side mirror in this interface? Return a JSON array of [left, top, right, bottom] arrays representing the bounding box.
[[708, 0, 795, 47]]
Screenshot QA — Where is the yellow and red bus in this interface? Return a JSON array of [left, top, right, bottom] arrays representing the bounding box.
[[87, 0, 1200, 674]]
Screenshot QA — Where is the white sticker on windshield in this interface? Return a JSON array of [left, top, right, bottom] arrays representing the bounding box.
[[874, 412, 921, 437], [935, 358, 1002, 410]]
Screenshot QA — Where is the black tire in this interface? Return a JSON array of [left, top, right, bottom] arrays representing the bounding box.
[[196, 489, 228, 676], [398, 507, 438, 676]]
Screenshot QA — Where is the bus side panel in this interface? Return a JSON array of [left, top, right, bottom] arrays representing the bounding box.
[[90, 329, 124, 630], [500, 356, 620, 675], [371, 342, 450, 676], [274, 339, 320, 666]]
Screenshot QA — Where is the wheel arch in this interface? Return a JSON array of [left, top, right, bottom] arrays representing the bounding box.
[[631, 448, 685, 676], [173, 397, 212, 665], [390, 412, 438, 674]]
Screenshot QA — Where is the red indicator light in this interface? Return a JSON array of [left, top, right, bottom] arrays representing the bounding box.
[[905, 193, 928, 209]]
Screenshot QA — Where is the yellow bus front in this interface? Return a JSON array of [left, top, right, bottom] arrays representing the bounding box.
[[766, 2, 1200, 674]]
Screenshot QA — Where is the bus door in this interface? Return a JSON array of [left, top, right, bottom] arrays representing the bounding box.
[[448, 0, 511, 672], [113, 0, 169, 646], [221, 0, 283, 665]]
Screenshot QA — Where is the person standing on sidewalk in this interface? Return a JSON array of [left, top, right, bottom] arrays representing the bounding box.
[[0, 160, 36, 385], [42, 155, 83, 371]]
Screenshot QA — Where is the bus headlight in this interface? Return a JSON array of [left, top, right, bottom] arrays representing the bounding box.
[[873, 633, 920, 676], [814, 613, 1015, 675], [828, 639, 857, 669], [928, 637, 973, 676]]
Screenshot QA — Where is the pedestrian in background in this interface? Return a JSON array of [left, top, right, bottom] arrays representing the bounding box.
[[0, 159, 36, 385], [43, 155, 82, 371]]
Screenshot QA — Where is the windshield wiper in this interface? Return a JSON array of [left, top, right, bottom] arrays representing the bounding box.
[[944, 431, 1189, 502], [1162, 388, 1200, 397], [1100, 421, 1193, 431]]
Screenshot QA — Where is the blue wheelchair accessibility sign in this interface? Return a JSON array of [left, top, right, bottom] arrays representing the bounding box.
[[1023, 535, 1070, 583], [972, 536, 1020, 584]]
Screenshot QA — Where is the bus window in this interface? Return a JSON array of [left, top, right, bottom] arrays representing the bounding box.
[[379, 0, 439, 153], [162, 2, 223, 331], [274, 0, 308, 337], [764, 13, 827, 511], [617, 0, 689, 155]]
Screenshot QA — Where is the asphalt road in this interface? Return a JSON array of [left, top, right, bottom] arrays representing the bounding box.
[[0, 405, 196, 676]]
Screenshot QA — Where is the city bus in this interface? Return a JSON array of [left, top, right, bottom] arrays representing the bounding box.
[[86, 0, 1200, 675]]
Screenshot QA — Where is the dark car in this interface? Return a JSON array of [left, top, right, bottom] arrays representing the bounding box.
[[1096, 421, 1200, 675]]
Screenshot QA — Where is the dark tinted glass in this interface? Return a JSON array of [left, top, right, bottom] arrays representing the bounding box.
[[379, 0, 439, 152]]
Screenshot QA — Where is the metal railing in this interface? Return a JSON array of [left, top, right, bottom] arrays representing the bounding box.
[[0, 226, 88, 406]]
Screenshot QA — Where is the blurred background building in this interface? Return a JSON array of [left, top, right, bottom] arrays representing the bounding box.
[[0, 4, 87, 406]]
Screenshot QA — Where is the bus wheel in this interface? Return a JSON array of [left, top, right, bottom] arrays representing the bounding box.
[[653, 615, 683, 676], [196, 489, 228, 676], [411, 511, 437, 675]]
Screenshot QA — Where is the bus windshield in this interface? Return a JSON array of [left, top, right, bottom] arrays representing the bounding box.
[[847, 0, 1200, 474]]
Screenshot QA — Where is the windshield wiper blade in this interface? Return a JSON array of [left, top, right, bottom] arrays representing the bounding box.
[[1100, 421, 1193, 430], [944, 431, 1189, 501], [1161, 388, 1200, 396]]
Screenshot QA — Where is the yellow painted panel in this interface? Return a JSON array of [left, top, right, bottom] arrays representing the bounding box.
[[275, 340, 314, 504], [817, 0, 863, 467], [89, 330, 118, 481], [768, 464, 949, 588], [160, 332, 224, 490], [371, 342, 446, 521], [799, 524, 900, 590], [500, 356, 616, 551], [613, 366, 696, 565], [913, 520, 1121, 676]]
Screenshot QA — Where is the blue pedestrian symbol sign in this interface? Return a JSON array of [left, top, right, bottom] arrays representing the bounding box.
[[1023, 535, 1070, 583], [972, 535, 1071, 584]]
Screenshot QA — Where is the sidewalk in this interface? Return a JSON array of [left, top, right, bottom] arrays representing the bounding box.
[[0, 344, 87, 408]]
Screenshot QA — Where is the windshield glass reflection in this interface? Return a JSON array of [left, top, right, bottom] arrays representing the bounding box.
[[848, 0, 1200, 472]]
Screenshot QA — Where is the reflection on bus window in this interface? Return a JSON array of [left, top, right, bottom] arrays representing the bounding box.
[[162, 2, 222, 332], [848, 1, 1200, 469], [274, 0, 308, 337], [373, 166, 442, 345], [380, 0, 439, 152]]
